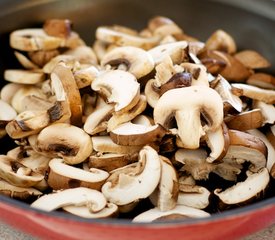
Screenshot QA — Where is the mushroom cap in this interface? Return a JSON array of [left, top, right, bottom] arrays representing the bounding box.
[[154, 86, 224, 149]]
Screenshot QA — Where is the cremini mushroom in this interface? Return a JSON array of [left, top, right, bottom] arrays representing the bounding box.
[[43, 19, 72, 38]]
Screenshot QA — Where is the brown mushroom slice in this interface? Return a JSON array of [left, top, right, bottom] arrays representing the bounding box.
[[101, 146, 161, 205], [48, 158, 109, 190], [10, 29, 63, 51], [14, 51, 39, 69], [101, 46, 154, 79], [89, 152, 138, 172], [180, 63, 209, 87], [205, 29, 237, 54], [92, 70, 140, 114], [225, 130, 267, 172], [43, 19, 72, 38], [28, 49, 60, 68], [36, 123, 92, 165], [177, 185, 210, 209], [252, 100, 275, 124], [231, 83, 275, 104], [31, 187, 107, 212], [0, 83, 23, 104], [247, 129, 275, 172], [0, 100, 17, 123], [133, 205, 210, 222], [74, 66, 99, 89], [175, 149, 215, 180], [234, 50, 271, 69], [51, 63, 82, 126], [149, 156, 179, 211], [63, 203, 118, 218], [110, 122, 166, 146], [225, 109, 264, 131], [91, 136, 143, 155], [43, 55, 78, 74], [154, 86, 223, 149], [148, 41, 188, 65], [214, 168, 269, 207], [4, 69, 45, 85], [266, 125, 275, 149], [96, 26, 160, 50], [246, 73, 275, 90], [0, 155, 44, 188], [0, 178, 42, 200], [144, 79, 160, 108]]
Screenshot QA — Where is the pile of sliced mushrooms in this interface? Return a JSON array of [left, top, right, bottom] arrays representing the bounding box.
[[0, 16, 275, 222]]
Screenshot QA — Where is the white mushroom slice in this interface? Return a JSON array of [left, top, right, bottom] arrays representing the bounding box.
[[43, 55, 78, 74], [101, 146, 161, 205], [110, 122, 166, 146], [149, 156, 179, 211], [91, 70, 140, 113], [64, 46, 98, 65], [4, 69, 45, 85], [101, 46, 154, 79], [84, 97, 113, 135], [180, 63, 209, 87], [214, 168, 269, 206], [132, 115, 154, 126], [133, 205, 210, 222], [10, 29, 63, 51], [178, 185, 210, 209], [21, 95, 54, 112], [253, 100, 275, 124], [0, 83, 23, 104], [213, 159, 242, 181], [31, 187, 107, 212], [0, 178, 42, 200], [36, 123, 92, 165], [0, 100, 17, 122], [14, 51, 39, 69], [51, 63, 82, 126], [144, 79, 160, 108], [154, 86, 223, 149], [96, 26, 160, 50], [231, 83, 275, 104], [91, 136, 142, 154], [0, 155, 44, 188], [247, 129, 275, 172], [148, 41, 188, 65], [48, 158, 109, 190], [175, 149, 215, 180], [74, 66, 99, 89], [63, 203, 118, 218]]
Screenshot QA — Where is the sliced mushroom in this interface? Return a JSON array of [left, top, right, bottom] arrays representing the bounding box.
[[133, 205, 210, 222], [31, 187, 107, 212], [14, 51, 39, 69], [101, 46, 154, 79], [101, 146, 161, 205], [47, 158, 109, 190], [213, 159, 242, 181], [43, 19, 72, 38], [144, 79, 161, 108], [246, 73, 275, 90], [0, 83, 23, 104], [21, 95, 54, 112], [64, 46, 98, 65], [36, 123, 92, 165], [214, 168, 269, 208], [252, 100, 275, 124], [74, 66, 99, 89], [266, 125, 275, 149], [43, 55, 78, 74], [0, 100, 17, 124], [28, 49, 60, 67], [4, 69, 45, 85], [154, 86, 223, 149], [63, 203, 118, 219], [149, 156, 179, 211]]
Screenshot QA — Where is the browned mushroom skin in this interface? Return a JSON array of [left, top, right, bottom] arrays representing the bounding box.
[[43, 19, 72, 38]]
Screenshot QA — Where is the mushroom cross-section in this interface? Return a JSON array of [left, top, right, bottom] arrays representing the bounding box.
[[154, 86, 224, 149]]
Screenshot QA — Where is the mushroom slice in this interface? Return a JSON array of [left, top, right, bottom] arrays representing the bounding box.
[[4, 69, 45, 85], [21, 95, 54, 112], [149, 156, 179, 211], [110, 122, 166, 146], [205, 29, 237, 54], [144, 79, 160, 108], [101, 146, 161, 205], [48, 158, 109, 190], [234, 50, 271, 69], [89, 152, 138, 172], [28, 49, 60, 67], [175, 149, 215, 180], [101, 46, 154, 79], [43, 19, 72, 38], [177, 185, 210, 209], [225, 130, 267, 172], [63, 203, 118, 219], [74, 66, 99, 89], [0, 83, 23, 104], [31, 187, 107, 212], [231, 83, 275, 104], [214, 168, 269, 207], [84, 97, 113, 135], [0, 155, 44, 188], [96, 26, 160, 50], [14, 51, 39, 69], [43, 55, 78, 74], [213, 159, 242, 181], [36, 123, 92, 165], [246, 73, 275, 90], [51, 63, 82, 126], [148, 41, 188, 65], [91, 70, 140, 114], [252, 100, 275, 124], [0, 100, 17, 124], [133, 205, 210, 222], [225, 109, 264, 131], [154, 86, 223, 149], [0, 178, 42, 200], [266, 125, 275, 149], [91, 136, 143, 155], [64, 46, 98, 65], [10, 29, 63, 51]]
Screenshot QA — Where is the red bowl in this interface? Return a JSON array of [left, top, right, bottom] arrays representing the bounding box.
[[0, 0, 275, 239]]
